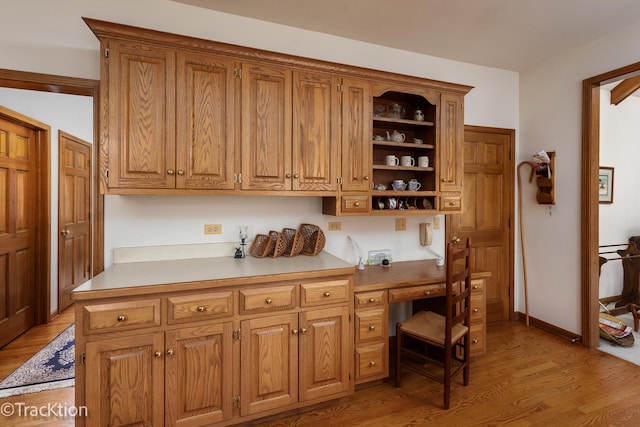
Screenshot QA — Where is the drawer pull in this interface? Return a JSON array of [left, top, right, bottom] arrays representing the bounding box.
[[265, 298, 273, 304], [167, 349, 175, 356], [323, 292, 331, 297], [449, 201, 457, 206], [472, 339, 479, 344], [155, 351, 162, 357], [473, 308, 479, 313], [177, 170, 184, 176], [301, 328, 307, 334], [369, 325, 376, 331], [167, 169, 175, 175], [292, 329, 299, 335], [117, 315, 126, 322], [368, 298, 376, 303], [473, 285, 479, 289], [354, 202, 361, 207], [424, 290, 431, 295], [369, 361, 376, 367], [197, 306, 205, 312]]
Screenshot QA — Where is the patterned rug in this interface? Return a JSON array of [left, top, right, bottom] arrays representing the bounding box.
[[0, 324, 75, 398]]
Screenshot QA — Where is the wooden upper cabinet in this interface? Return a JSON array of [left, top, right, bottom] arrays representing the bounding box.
[[439, 92, 464, 193], [340, 78, 372, 191], [107, 40, 176, 189], [176, 52, 237, 190], [292, 71, 340, 191], [241, 62, 292, 191]]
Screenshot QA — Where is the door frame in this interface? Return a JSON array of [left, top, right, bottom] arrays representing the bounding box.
[[0, 68, 100, 322], [582, 61, 640, 348]]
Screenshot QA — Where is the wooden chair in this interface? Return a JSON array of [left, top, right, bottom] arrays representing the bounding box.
[[395, 238, 472, 409]]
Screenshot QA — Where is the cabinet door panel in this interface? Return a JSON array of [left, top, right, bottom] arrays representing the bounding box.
[[85, 333, 164, 427], [241, 62, 292, 190], [108, 40, 175, 189], [292, 71, 339, 191], [299, 306, 351, 401], [240, 313, 298, 416], [176, 52, 236, 189], [165, 323, 233, 425], [341, 78, 372, 191], [439, 93, 464, 192]]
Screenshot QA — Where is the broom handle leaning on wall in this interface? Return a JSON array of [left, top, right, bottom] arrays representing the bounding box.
[[517, 161, 535, 326]]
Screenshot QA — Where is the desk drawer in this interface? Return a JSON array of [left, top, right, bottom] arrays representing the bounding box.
[[355, 308, 386, 343], [341, 195, 369, 213], [389, 284, 446, 303], [83, 299, 161, 334], [168, 291, 234, 324], [239, 285, 296, 314], [301, 279, 350, 307], [355, 290, 386, 308], [470, 324, 486, 356], [355, 342, 387, 381]]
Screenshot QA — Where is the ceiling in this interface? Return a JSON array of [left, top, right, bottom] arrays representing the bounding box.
[[173, 0, 640, 72]]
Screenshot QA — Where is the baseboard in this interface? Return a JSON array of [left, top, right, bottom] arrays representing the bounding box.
[[515, 311, 582, 345]]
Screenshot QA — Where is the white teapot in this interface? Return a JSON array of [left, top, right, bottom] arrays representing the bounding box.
[[386, 130, 406, 142]]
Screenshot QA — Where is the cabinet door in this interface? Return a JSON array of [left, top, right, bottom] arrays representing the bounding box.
[[240, 313, 298, 416], [292, 71, 339, 191], [438, 93, 464, 193], [340, 78, 372, 191], [107, 39, 176, 189], [176, 52, 237, 189], [241, 62, 292, 190], [85, 333, 164, 427], [299, 306, 352, 402], [165, 323, 234, 426]]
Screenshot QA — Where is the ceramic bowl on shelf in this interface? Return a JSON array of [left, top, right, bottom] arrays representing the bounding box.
[[392, 182, 407, 191]]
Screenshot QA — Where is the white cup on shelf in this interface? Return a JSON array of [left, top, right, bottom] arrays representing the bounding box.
[[418, 156, 429, 167], [386, 155, 399, 166], [401, 156, 415, 167]]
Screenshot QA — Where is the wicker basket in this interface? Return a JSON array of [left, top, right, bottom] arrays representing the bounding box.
[[282, 228, 304, 257], [299, 223, 326, 256], [268, 230, 287, 258], [249, 234, 273, 258], [599, 312, 635, 347]]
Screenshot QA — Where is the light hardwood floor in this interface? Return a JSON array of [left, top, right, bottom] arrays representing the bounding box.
[[2, 308, 640, 426]]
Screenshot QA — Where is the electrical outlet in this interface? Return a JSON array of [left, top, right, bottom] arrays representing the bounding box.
[[433, 217, 441, 230], [395, 218, 407, 231], [204, 224, 222, 235], [328, 221, 342, 231]]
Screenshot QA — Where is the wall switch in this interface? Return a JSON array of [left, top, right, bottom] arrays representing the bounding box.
[[205, 224, 222, 235], [395, 218, 407, 231], [328, 221, 342, 231], [433, 217, 441, 230]]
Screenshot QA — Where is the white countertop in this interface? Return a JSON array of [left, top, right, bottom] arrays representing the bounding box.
[[72, 251, 355, 297]]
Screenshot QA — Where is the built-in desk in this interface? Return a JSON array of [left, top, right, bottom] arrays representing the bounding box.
[[353, 259, 489, 385]]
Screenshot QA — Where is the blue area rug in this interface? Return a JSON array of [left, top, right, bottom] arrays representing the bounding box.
[[0, 324, 74, 398]]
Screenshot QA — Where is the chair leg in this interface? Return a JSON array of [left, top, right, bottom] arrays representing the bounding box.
[[395, 322, 402, 388]]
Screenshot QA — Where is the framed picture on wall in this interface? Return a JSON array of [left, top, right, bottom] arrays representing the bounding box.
[[599, 166, 614, 204]]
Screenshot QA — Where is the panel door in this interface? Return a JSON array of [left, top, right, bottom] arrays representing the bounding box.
[[58, 131, 92, 312], [165, 322, 234, 426], [439, 93, 464, 193], [240, 62, 292, 190], [107, 39, 176, 189], [85, 333, 164, 427], [0, 118, 36, 348], [176, 52, 237, 189], [340, 78, 372, 191], [299, 306, 351, 402], [240, 313, 298, 416], [292, 70, 339, 191]]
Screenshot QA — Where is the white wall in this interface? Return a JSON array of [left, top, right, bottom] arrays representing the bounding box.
[[0, 0, 518, 314], [598, 89, 640, 298], [519, 20, 640, 333], [0, 88, 93, 313]]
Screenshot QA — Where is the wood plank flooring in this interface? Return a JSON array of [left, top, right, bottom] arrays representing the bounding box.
[[2, 308, 640, 426]]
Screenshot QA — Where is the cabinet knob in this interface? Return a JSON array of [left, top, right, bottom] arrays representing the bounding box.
[[301, 328, 307, 334], [167, 169, 175, 175], [265, 298, 273, 304], [285, 173, 292, 179], [323, 292, 331, 297], [441, 178, 448, 182], [368, 298, 376, 303], [452, 236, 461, 244], [472, 339, 479, 344], [177, 170, 185, 176], [473, 308, 479, 313], [449, 201, 457, 206], [117, 315, 126, 322], [369, 325, 376, 331], [293, 173, 299, 179], [424, 290, 431, 295], [354, 202, 360, 207], [364, 176, 370, 181], [292, 329, 299, 335], [473, 285, 479, 289], [60, 229, 70, 236], [369, 361, 376, 367], [167, 349, 174, 356], [155, 351, 162, 357], [197, 306, 205, 312]]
